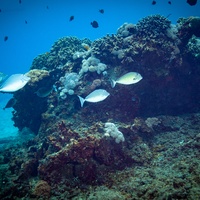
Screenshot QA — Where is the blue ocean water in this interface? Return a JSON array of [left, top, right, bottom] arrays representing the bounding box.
[[0, 1, 199, 138], [0, 94, 18, 139]]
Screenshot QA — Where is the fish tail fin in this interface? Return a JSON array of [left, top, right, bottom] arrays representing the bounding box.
[[78, 95, 85, 107], [110, 79, 116, 88]]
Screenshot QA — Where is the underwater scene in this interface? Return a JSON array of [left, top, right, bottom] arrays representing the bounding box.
[[0, 0, 200, 199]]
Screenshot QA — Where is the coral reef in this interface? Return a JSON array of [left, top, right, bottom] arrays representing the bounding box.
[[1, 14, 200, 199], [92, 14, 183, 80], [136, 14, 171, 38], [31, 36, 92, 71], [177, 16, 200, 45], [187, 35, 200, 61], [117, 22, 136, 37]]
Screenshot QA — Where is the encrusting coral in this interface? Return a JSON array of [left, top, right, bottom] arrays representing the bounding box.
[[31, 180, 51, 199]]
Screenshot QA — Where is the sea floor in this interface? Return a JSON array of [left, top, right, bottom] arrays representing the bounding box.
[[70, 113, 200, 200], [0, 112, 200, 199]]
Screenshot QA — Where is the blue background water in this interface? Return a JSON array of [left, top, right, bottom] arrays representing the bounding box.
[[0, 96, 18, 139], [0, 0, 200, 139]]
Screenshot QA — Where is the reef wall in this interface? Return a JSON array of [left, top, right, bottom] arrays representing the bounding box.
[[12, 15, 200, 133]]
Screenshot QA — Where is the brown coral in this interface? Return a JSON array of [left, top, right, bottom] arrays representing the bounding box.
[[25, 69, 50, 86], [32, 180, 51, 199]]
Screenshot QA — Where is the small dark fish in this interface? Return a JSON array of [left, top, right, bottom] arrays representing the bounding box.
[[46, 6, 49, 9], [4, 36, 8, 41], [99, 9, 104, 14], [19, 0, 21, 4], [187, 0, 197, 6], [25, 20, 27, 24], [131, 97, 136, 102], [35, 86, 53, 98], [69, 16, 74, 21], [168, 1, 172, 4], [166, 13, 172, 18], [0, 9, 1, 12], [152, 0, 156, 5], [3, 98, 17, 110], [91, 20, 99, 28]]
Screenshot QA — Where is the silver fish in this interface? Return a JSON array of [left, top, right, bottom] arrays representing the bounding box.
[[78, 89, 110, 107], [111, 72, 142, 88], [0, 74, 30, 93]]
